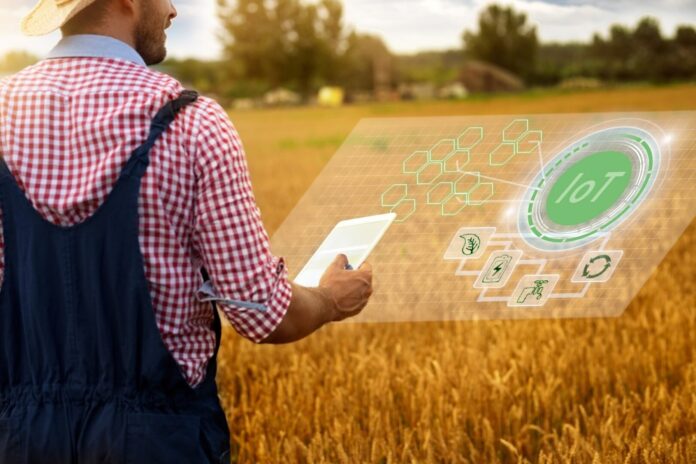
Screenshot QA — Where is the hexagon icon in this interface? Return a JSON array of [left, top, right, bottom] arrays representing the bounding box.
[[416, 161, 444, 185], [467, 182, 494, 206], [489, 142, 516, 166], [441, 194, 467, 216], [443, 150, 471, 173], [403, 151, 429, 174], [454, 172, 481, 195], [456, 127, 484, 150], [390, 198, 416, 222], [516, 130, 542, 155], [502, 119, 529, 143], [427, 182, 454, 205], [428, 139, 456, 163], [381, 184, 408, 208]]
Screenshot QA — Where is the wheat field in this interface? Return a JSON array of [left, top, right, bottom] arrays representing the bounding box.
[[216, 84, 696, 463]]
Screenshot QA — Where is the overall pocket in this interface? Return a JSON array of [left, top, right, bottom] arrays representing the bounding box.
[[125, 412, 208, 464], [0, 417, 24, 464]]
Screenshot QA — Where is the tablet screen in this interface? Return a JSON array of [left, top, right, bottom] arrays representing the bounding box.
[[293, 213, 396, 287]]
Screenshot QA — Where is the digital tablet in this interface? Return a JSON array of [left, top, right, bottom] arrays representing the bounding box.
[[293, 213, 397, 287]]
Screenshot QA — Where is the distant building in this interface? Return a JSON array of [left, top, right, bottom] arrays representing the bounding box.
[[458, 60, 524, 93], [263, 88, 301, 106], [318, 87, 345, 107], [438, 82, 468, 99], [398, 82, 436, 100], [232, 98, 256, 110]]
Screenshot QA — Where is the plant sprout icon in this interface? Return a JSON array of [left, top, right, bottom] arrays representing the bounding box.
[[460, 234, 481, 256], [517, 280, 549, 304]]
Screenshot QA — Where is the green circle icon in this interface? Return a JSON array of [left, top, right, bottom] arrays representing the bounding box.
[[545, 151, 633, 226], [518, 126, 661, 251]]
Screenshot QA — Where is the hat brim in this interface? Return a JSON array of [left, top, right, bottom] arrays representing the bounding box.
[[21, 0, 96, 36]]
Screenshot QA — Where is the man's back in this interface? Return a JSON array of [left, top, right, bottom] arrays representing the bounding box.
[[0, 55, 291, 387], [0, 1, 374, 461]]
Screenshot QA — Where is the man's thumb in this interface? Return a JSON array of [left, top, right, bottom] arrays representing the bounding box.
[[332, 253, 349, 269]]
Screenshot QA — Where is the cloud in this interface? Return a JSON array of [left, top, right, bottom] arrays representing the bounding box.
[[341, 0, 479, 53], [165, 0, 221, 59]]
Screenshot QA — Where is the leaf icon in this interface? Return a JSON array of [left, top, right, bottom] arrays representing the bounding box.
[[460, 234, 481, 256]]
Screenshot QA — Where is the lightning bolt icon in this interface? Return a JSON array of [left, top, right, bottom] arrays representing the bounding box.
[[482, 254, 515, 285]]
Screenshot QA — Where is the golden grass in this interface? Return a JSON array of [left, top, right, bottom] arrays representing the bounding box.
[[216, 83, 696, 463]]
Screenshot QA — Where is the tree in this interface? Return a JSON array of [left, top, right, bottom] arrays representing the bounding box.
[[590, 24, 635, 80], [340, 32, 393, 93], [217, 0, 276, 84], [676, 25, 696, 48], [217, 0, 349, 98], [462, 5, 538, 80], [587, 16, 696, 83], [632, 18, 670, 81], [316, 0, 346, 83]]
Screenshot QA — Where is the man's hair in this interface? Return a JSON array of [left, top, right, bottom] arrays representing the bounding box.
[[61, 0, 111, 36]]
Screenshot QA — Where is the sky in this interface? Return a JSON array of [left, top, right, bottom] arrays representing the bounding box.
[[1, 0, 695, 59]]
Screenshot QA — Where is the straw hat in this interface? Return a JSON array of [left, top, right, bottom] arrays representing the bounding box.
[[21, 0, 99, 36]]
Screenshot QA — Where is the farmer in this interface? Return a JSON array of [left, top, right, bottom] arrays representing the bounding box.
[[0, 0, 373, 462]]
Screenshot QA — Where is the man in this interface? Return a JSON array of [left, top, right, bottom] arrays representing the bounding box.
[[0, 0, 373, 462]]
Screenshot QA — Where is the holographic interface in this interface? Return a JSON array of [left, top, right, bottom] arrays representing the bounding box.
[[272, 113, 696, 323]]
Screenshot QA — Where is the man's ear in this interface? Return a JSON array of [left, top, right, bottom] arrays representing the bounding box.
[[113, 0, 138, 17]]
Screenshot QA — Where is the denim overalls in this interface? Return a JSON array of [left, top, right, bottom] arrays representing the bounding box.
[[0, 90, 231, 463]]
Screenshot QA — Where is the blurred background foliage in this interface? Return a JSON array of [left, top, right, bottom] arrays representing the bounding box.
[[2, 2, 695, 105]]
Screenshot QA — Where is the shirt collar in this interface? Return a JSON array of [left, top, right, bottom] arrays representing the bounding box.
[[47, 34, 147, 67]]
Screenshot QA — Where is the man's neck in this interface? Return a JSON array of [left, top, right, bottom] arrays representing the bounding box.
[[62, 28, 136, 51], [48, 34, 146, 67]]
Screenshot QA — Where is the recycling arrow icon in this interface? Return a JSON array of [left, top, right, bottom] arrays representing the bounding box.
[[582, 254, 612, 279]]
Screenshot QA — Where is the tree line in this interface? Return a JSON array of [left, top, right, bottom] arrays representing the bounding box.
[[207, 2, 696, 98], [531, 15, 696, 85], [454, 4, 696, 86], [214, 0, 391, 99], [2, 2, 695, 99]]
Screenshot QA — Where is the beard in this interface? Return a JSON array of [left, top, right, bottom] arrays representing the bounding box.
[[133, 3, 168, 66]]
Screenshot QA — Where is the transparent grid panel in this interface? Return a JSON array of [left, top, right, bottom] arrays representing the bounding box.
[[271, 112, 696, 323]]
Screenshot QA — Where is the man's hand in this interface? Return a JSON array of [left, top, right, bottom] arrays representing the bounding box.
[[318, 254, 373, 322], [261, 254, 374, 344]]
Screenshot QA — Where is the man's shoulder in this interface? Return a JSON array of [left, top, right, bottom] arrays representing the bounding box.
[[0, 57, 178, 92], [138, 65, 227, 118], [172, 91, 231, 135], [0, 60, 43, 91], [0, 58, 232, 140], [1, 57, 224, 109]]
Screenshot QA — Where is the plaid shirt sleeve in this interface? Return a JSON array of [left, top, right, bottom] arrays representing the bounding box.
[[188, 97, 291, 342]]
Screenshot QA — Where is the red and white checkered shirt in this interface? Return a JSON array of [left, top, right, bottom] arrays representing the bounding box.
[[0, 47, 292, 387]]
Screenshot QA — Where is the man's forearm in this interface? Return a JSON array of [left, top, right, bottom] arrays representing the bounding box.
[[260, 282, 335, 344]]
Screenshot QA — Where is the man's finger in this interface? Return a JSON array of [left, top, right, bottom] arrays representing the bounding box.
[[332, 253, 349, 269], [357, 260, 372, 273]]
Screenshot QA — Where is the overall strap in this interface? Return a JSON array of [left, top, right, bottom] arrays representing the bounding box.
[[120, 89, 199, 179], [201, 267, 223, 356], [0, 156, 15, 184]]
